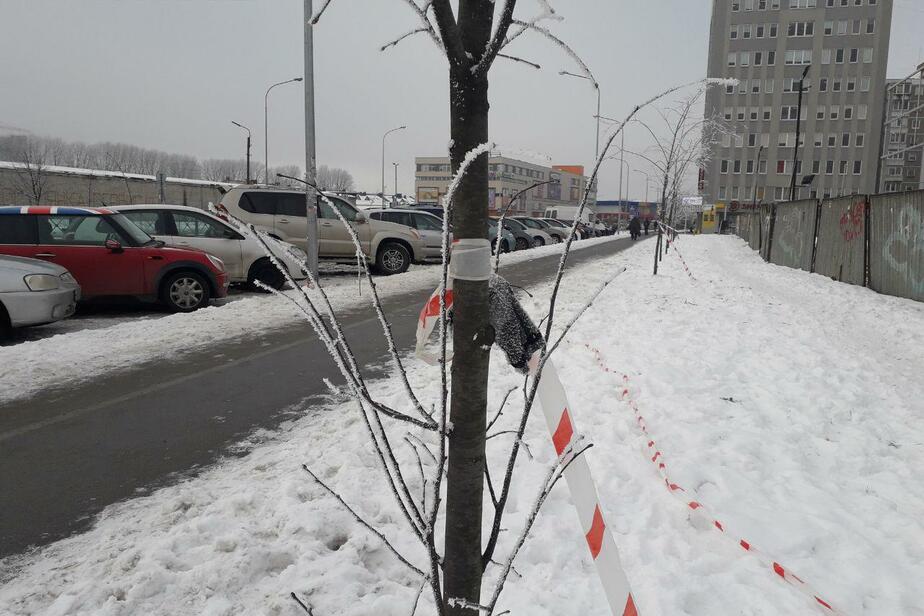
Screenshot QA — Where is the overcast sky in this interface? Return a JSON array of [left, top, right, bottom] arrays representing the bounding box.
[[1, 0, 922, 199]]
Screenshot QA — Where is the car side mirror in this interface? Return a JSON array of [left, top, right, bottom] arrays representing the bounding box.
[[105, 239, 123, 253]]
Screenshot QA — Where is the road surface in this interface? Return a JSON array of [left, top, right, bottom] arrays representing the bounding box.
[[0, 236, 642, 558]]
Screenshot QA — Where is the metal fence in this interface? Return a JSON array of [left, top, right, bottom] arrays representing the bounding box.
[[813, 196, 866, 286], [769, 199, 817, 272], [730, 189, 924, 303], [869, 190, 924, 302]]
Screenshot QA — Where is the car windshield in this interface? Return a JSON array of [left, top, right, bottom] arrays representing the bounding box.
[[517, 218, 542, 229], [546, 219, 567, 228], [110, 214, 155, 245], [502, 218, 525, 231]]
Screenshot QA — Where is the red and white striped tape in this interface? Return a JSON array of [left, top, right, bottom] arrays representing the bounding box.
[[530, 353, 639, 616], [583, 343, 847, 616], [656, 223, 696, 281]]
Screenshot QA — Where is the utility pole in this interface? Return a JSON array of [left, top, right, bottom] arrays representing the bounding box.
[[790, 64, 810, 201], [231, 121, 251, 183], [303, 0, 318, 279], [752, 144, 765, 208], [393, 162, 399, 207], [265, 76, 303, 184]]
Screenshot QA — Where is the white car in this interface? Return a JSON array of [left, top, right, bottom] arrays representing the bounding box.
[[365, 208, 447, 260], [0, 255, 80, 339], [114, 204, 307, 290]]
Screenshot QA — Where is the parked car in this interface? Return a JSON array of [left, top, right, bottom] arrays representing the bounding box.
[[541, 218, 584, 240], [0, 206, 229, 312], [0, 255, 80, 339], [115, 204, 307, 290], [512, 217, 565, 243], [498, 217, 552, 248], [366, 208, 447, 260], [487, 219, 517, 253], [217, 187, 425, 275]]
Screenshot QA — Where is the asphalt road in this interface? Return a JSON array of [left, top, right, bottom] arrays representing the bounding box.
[[0, 236, 641, 558]]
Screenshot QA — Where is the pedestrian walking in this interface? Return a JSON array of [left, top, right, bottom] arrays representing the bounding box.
[[643, 219, 650, 236], [628, 216, 641, 241]]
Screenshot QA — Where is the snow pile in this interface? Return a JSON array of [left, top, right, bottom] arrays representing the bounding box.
[[0, 235, 616, 405], [1, 235, 922, 615]]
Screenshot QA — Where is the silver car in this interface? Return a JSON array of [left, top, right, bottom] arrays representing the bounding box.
[[0, 255, 80, 339]]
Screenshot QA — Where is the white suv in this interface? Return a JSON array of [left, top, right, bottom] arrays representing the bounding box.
[[115, 204, 307, 290], [217, 186, 426, 275]]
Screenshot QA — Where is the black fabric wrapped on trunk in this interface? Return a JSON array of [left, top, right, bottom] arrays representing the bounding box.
[[488, 275, 544, 373]]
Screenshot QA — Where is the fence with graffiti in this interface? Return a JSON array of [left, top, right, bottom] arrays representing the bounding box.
[[731, 189, 924, 303]]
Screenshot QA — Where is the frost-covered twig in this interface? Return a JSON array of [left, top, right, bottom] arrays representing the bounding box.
[[509, 19, 594, 84], [405, 436, 430, 513], [493, 179, 555, 271], [303, 464, 427, 578], [309, 0, 335, 24], [472, 0, 518, 75], [486, 440, 593, 613], [381, 27, 430, 52], [408, 580, 427, 616], [487, 386, 517, 432], [495, 53, 540, 70], [290, 592, 315, 615], [446, 597, 491, 614]]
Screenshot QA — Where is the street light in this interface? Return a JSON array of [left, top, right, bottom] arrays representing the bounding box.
[[382, 125, 406, 207], [596, 111, 626, 213], [634, 169, 652, 203], [790, 64, 810, 201], [231, 121, 252, 184], [560, 70, 601, 163], [392, 162, 399, 207], [264, 77, 303, 184]]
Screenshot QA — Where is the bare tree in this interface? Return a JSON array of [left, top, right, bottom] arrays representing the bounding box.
[[316, 164, 355, 191], [2, 136, 51, 204]]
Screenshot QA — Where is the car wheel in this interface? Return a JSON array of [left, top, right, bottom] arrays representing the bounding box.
[[501, 239, 511, 253], [515, 237, 530, 251], [375, 242, 411, 275], [0, 303, 11, 342], [533, 236, 545, 247], [553, 234, 563, 243], [161, 271, 211, 312], [248, 259, 286, 292]]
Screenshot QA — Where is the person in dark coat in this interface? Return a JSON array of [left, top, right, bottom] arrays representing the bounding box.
[[643, 219, 650, 235], [628, 216, 642, 240]]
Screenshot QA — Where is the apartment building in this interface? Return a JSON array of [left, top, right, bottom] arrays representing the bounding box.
[[880, 74, 924, 192], [414, 156, 597, 219], [703, 0, 893, 207]]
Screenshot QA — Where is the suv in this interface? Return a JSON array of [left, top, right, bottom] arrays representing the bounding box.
[[217, 186, 425, 275], [0, 206, 229, 312], [366, 208, 446, 260], [114, 204, 307, 290]]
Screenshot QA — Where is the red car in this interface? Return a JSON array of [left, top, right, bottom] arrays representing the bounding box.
[[0, 206, 229, 312]]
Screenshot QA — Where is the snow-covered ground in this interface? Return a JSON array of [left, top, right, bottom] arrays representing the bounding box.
[[1, 235, 922, 615], [0, 235, 615, 405]]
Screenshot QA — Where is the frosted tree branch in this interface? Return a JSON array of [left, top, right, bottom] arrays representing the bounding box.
[[303, 464, 427, 578], [381, 27, 431, 52], [509, 19, 594, 83], [495, 53, 541, 70]]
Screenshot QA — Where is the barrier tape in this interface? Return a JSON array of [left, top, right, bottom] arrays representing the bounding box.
[[656, 223, 696, 281], [583, 343, 847, 616], [529, 353, 639, 616]]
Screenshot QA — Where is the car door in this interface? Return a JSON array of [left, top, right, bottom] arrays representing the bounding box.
[[411, 212, 443, 256], [0, 214, 39, 260], [273, 192, 311, 250], [35, 214, 144, 297], [318, 197, 368, 256], [166, 210, 245, 280]]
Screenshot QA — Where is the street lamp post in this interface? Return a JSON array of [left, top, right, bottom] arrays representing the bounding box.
[[560, 70, 601, 163], [790, 64, 810, 201], [382, 125, 406, 208], [392, 162, 399, 207], [634, 169, 651, 203], [231, 121, 252, 184], [264, 77, 303, 184]]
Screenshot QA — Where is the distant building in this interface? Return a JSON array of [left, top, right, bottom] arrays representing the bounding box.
[[414, 155, 597, 220], [704, 0, 893, 206], [879, 72, 924, 193], [595, 200, 659, 222]]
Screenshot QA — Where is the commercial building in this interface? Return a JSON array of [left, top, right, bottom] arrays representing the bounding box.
[[414, 155, 597, 220], [879, 72, 924, 193], [703, 0, 893, 207]]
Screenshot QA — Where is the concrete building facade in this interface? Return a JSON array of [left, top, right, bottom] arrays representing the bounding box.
[[880, 75, 924, 193], [703, 0, 893, 207], [414, 155, 597, 220]]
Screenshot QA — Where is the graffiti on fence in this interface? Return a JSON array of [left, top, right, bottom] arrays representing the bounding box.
[[882, 206, 924, 295], [838, 201, 864, 243]]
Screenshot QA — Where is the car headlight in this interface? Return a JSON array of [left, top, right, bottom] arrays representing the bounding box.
[[206, 254, 226, 271], [286, 245, 308, 262], [59, 272, 76, 284], [24, 274, 60, 291]]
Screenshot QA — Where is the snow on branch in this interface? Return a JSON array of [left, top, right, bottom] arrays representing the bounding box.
[[309, 0, 335, 24], [508, 19, 593, 83], [495, 53, 541, 70], [381, 27, 431, 52]]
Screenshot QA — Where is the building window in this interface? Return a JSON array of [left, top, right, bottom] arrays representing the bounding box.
[[858, 104, 868, 120], [759, 159, 768, 173], [819, 78, 828, 92], [733, 160, 742, 173], [862, 48, 873, 63], [853, 161, 862, 175], [856, 133, 865, 147], [743, 24, 752, 38], [847, 78, 856, 92], [777, 160, 787, 174], [842, 133, 851, 147], [817, 106, 826, 120], [763, 107, 772, 120], [861, 77, 871, 92], [721, 160, 729, 173], [826, 160, 834, 175], [747, 160, 755, 173], [769, 24, 778, 38], [822, 49, 832, 65], [824, 20, 833, 35], [849, 48, 859, 63], [724, 107, 733, 120], [828, 134, 837, 147], [866, 19, 876, 34], [757, 24, 765, 37], [719, 186, 727, 199], [835, 48, 845, 63], [833, 79, 842, 92], [814, 133, 823, 147], [728, 52, 736, 67], [730, 25, 739, 39], [830, 105, 840, 120], [812, 160, 821, 174], [785, 49, 812, 65], [844, 106, 854, 119]]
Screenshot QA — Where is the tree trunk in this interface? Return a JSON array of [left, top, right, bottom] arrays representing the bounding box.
[[443, 66, 492, 615]]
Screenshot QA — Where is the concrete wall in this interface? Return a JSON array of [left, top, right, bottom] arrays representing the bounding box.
[[869, 190, 924, 302], [0, 165, 229, 210], [814, 195, 866, 285], [769, 198, 817, 271]]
